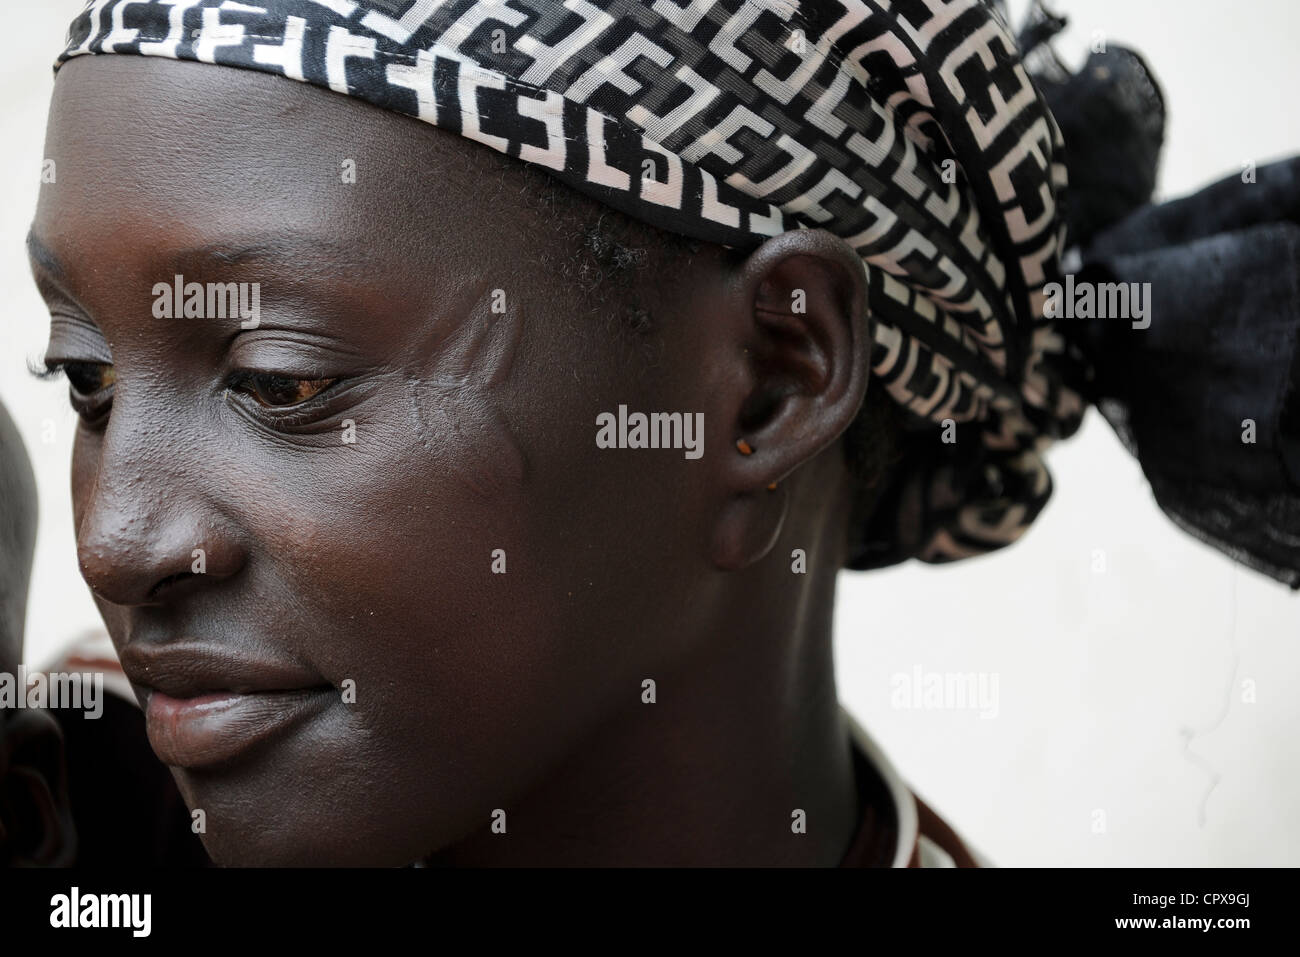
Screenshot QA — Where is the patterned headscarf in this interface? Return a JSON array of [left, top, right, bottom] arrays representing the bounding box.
[[55, 0, 1085, 568]]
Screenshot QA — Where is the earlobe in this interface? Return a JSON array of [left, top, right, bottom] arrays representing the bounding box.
[[709, 489, 790, 571]]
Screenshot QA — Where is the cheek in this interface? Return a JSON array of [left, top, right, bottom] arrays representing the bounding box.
[[234, 386, 538, 681], [207, 381, 633, 856]]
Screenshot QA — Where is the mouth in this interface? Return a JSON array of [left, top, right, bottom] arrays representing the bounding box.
[[120, 641, 336, 770]]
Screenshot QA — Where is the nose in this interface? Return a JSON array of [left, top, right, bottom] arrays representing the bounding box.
[[75, 420, 244, 608]]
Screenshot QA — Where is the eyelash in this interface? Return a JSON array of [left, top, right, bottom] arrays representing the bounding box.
[[34, 358, 116, 426], [34, 359, 343, 428]]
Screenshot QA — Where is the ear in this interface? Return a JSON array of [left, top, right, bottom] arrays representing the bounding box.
[[0, 707, 76, 866], [708, 228, 871, 570]]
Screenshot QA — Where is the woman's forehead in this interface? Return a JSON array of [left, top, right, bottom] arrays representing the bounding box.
[[35, 56, 536, 292], [45, 55, 503, 222]]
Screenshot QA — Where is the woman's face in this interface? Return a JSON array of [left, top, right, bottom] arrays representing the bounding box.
[[31, 54, 734, 865]]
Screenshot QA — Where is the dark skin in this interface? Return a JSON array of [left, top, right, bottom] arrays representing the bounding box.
[[31, 54, 879, 866]]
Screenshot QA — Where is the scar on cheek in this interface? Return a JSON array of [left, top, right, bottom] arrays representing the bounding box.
[[404, 284, 528, 500], [422, 280, 524, 389], [406, 387, 528, 500]]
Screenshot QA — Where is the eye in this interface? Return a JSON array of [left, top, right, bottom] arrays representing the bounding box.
[[34, 359, 117, 424], [231, 372, 338, 408], [63, 360, 116, 398]]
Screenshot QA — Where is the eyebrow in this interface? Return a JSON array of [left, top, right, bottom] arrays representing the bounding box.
[[28, 228, 369, 287], [26, 229, 65, 281], [166, 236, 357, 272]]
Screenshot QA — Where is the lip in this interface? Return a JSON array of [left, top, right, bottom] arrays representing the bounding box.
[[145, 687, 334, 769], [119, 641, 326, 698], [119, 641, 334, 769]]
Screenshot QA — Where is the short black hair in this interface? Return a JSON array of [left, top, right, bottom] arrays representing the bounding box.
[[488, 152, 703, 342]]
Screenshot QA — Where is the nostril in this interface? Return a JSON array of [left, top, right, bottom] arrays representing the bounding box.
[[147, 571, 194, 601]]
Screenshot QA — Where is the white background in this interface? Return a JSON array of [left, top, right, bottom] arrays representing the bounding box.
[[2, 1, 1298, 866]]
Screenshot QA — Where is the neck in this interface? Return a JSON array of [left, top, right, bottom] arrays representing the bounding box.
[[429, 521, 862, 866]]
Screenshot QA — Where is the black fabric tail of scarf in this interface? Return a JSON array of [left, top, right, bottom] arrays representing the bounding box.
[[1023, 4, 1300, 588]]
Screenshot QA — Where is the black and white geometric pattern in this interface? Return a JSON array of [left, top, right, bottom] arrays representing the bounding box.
[[57, 0, 1086, 566]]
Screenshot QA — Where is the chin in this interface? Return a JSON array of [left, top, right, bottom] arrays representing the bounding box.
[[174, 754, 479, 867], [188, 796, 422, 867]]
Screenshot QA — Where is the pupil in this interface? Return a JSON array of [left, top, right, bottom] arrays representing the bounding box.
[[66, 363, 103, 394], [261, 375, 300, 405]]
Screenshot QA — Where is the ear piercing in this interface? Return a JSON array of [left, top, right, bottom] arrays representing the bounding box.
[[737, 438, 777, 490]]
